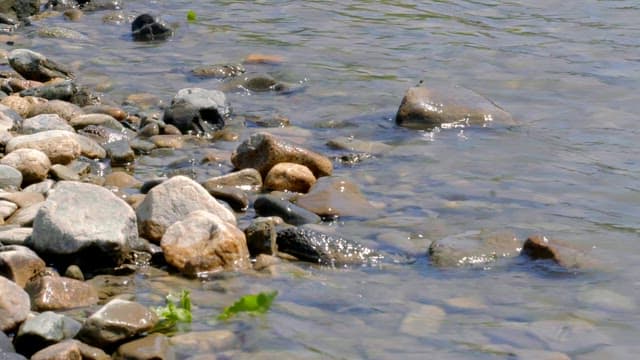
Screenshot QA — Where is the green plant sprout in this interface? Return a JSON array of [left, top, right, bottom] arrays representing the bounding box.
[[152, 289, 192, 333], [187, 10, 197, 22], [218, 290, 278, 321]]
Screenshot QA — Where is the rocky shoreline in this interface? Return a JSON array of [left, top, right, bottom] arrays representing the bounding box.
[[0, 1, 597, 359]]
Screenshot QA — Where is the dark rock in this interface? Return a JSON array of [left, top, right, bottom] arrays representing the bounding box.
[[395, 84, 516, 130], [140, 177, 166, 194], [0, 0, 39, 21], [8, 49, 73, 82], [254, 194, 321, 226], [104, 139, 135, 165], [19, 80, 99, 106], [14, 311, 82, 357], [231, 132, 333, 178], [0, 331, 14, 353], [131, 14, 172, 41], [162, 88, 229, 134], [244, 216, 283, 257], [25, 275, 99, 311], [275, 226, 383, 266], [204, 185, 249, 212], [191, 64, 245, 79]]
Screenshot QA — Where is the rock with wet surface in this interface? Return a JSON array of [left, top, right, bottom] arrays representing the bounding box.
[[521, 235, 595, 269], [201, 168, 263, 189], [204, 186, 249, 212], [0, 148, 51, 185], [8, 49, 73, 82], [161, 210, 250, 276], [254, 194, 321, 226], [25, 275, 99, 311], [30, 339, 110, 360], [163, 88, 229, 134], [131, 13, 172, 41], [264, 162, 316, 193], [0, 245, 45, 288], [136, 175, 237, 242], [113, 332, 174, 360], [0, 276, 30, 332], [191, 63, 245, 79], [244, 216, 283, 257], [395, 85, 515, 129], [6, 130, 82, 164], [294, 176, 377, 218], [231, 132, 333, 178], [31, 181, 138, 269], [13, 311, 82, 357], [0, 0, 39, 21], [76, 298, 158, 348], [103, 139, 135, 165], [20, 80, 99, 106], [428, 230, 521, 267], [400, 304, 446, 337], [275, 226, 384, 266]]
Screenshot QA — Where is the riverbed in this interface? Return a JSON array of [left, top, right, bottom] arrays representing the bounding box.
[[6, 1, 640, 358]]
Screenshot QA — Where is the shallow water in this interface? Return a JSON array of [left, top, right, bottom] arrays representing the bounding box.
[[5, 1, 640, 358]]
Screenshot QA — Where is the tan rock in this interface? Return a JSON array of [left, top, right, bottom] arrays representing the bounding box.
[[0, 148, 51, 185], [28, 99, 84, 121], [1, 95, 47, 118], [161, 210, 250, 276], [0, 245, 46, 288], [104, 171, 142, 189], [150, 134, 184, 148], [0, 276, 30, 332], [295, 176, 375, 217], [264, 162, 316, 193], [25, 275, 99, 311], [6, 130, 82, 164], [31, 339, 110, 360]]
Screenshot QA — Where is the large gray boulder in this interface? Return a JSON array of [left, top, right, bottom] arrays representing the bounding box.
[[162, 88, 229, 134], [30, 181, 138, 268], [395, 84, 516, 129], [136, 175, 236, 243]]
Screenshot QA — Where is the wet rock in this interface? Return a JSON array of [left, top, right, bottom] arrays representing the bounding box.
[[76, 298, 158, 348], [28, 99, 84, 121], [326, 136, 393, 155], [8, 49, 73, 82], [20, 80, 99, 107], [231, 132, 333, 178], [136, 175, 236, 242], [521, 235, 594, 269], [0, 148, 51, 185], [0, 165, 22, 190], [82, 104, 127, 121], [130, 138, 156, 153], [25, 275, 99, 311], [104, 171, 141, 189], [104, 139, 135, 165], [244, 216, 282, 257], [30, 339, 110, 360], [131, 14, 172, 41], [69, 113, 122, 130], [0, 104, 21, 132], [395, 85, 515, 129], [191, 64, 245, 79], [63, 8, 83, 21], [428, 230, 521, 267], [0, 245, 45, 287], [201, 168, 263, 189], [169, 330, 238, 353], [161, 210, 250, 276], [0, 0, 39, 21], [37, 26, 87, 40], [244, 53, 285, 64], [0, 276, 30, 332], [204, 186, 249, 212], [254, 194, 321, 226], [150, 134, 183, 148], [138, 122, 160, 137], [6, 130, 82, 164], [49, 164, 80, 181], [13, 311, 82, 357], [264, 162, 316, 193], [400, 304, 446, 337], [294, 176, 376, 218], [162, 124, 181, 136], [20, 113, 74, 134], [162, 88, 229, 134], [275, 226, 383, 266], [31, 181, 138, 269], [0, 226, 31, 246], [113, 333, 175, 360], [5, 201, 41, 226]]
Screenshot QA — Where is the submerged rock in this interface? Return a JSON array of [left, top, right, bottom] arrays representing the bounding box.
[[8, 49, 73, 82], [395, 84, 515, 130], [191, 64, 245, 79], [294, 176, 377, 218], [131, 13, 172, 41], [428, 230, 521, 267], [254, 194, 321, 226], [275, 226, 384, 266], [521, 235, 595, 269]]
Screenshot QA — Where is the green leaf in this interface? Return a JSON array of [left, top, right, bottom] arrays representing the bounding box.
[[186, 10, 197, 22], [218, 291, 278, 321], [151, 290, 192, 333]]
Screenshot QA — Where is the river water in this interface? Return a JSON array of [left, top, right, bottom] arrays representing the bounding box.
[[6, 1, 640, 358]]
